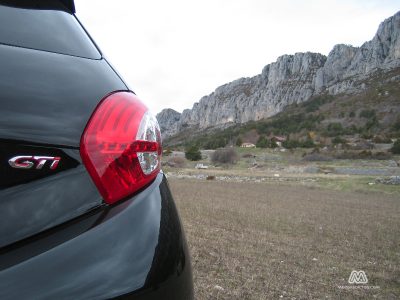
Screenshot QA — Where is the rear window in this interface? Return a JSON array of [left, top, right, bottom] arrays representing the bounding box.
[[0, 3, 100, 59]]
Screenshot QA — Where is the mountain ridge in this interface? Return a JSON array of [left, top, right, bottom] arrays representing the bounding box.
[[157, 11, 400, 138]]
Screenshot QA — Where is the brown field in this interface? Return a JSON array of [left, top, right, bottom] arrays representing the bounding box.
[[169, 179, 400, 299]]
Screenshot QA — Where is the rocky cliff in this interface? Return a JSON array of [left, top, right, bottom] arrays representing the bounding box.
[[156, 108, 181, 137], [157, 11, 400, 138]]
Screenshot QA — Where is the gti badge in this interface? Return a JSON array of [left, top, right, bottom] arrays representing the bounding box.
[[8, 156, 61, 170]]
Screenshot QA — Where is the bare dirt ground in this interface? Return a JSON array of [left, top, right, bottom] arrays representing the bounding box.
[[169, 179, 400, 299]]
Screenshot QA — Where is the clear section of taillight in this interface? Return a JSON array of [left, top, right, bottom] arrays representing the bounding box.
[[136, 111, 162, 175], [80, 91, 162, 205]]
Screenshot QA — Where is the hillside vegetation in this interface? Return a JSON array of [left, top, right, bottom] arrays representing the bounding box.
[[164, 68, 400, 150]]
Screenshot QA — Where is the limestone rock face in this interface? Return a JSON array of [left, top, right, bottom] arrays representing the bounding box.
[[157, 11, 400, 138], [155, 108, 181, 138]]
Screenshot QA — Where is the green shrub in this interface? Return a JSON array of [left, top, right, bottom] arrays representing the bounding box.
[[391, 140, 400, 154], [361, 131, 373, 139], [282, 138, 314, 149], [256, 136, 269, 148], [325, 123, 345, 137], [282, 139, 301, 149], [300, 139, 315, 148], [359, 109, 376, 119], [185, 145, 202, 161], [346, 125, 360, 135], [303, 95, 332, 112], [211, 148, 238, 164], [253, 113, 322, 136], [236, 137, 243, 147], [392, 118, 400, 131], [365, 116, 379, 130], [204, 138, 226, 149], [270, 140, 278, 148], [332, 136, 346, 144]]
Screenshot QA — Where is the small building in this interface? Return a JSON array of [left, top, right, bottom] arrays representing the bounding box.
[[270, 136, 286, 147], [271, 136, 286, 143], [241, 143, 256, 148]]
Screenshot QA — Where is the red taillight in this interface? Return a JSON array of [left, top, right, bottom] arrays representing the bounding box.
[[80, 91, 162, 204]]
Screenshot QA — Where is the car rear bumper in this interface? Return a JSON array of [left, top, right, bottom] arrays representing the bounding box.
[[0, 173, 193, 300]]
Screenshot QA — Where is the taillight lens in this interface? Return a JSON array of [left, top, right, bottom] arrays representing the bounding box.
[[80, 91, 162, 204]]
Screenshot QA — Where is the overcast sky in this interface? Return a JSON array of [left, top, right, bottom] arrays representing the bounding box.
[[75, 1, 399, 115]]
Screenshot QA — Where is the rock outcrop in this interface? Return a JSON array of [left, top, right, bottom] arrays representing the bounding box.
[[157, 11, 400, 138], [156, 108, 181, 138]]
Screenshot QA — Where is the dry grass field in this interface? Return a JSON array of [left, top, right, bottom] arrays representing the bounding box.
[[169, 179, 400, 299]]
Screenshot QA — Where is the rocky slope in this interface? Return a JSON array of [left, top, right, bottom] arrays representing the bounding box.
[[157, 11, 400, 138]]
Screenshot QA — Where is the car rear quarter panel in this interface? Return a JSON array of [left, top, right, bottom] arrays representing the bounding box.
[[0, 44, 126, 147], [0, 174, 193, 300], [0, 44, 127, 246]]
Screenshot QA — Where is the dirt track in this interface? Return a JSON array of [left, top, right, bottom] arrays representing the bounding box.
[[169, 179, 400, 299]]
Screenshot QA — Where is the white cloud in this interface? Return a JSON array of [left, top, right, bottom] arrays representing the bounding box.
[[75, 0, 399, 114]]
